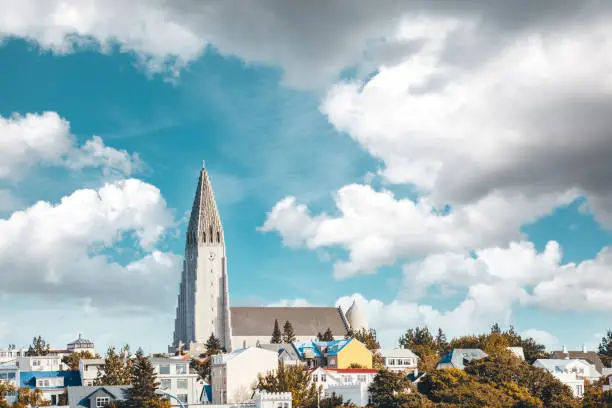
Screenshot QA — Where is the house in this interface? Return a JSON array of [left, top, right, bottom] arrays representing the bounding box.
[[67, 334, 96, 355], [533, 358, 601, 397], [0, 360, 19, 404], [310, 367, 377, 407], [257, 343, 301, 365], [550, 346, 605, 374], [436, 349, 488, 370], [19, 370, 81, 405], [377, 348, 419, 372], [292, 339, 372, 369], [67, 385, 130, 408], [252, 390, 292, 408], [0, 348, 26, 363], [17, 355, 63, 372], [151, 357, 204, 406], [210, 347, 279, 404], [79, 359, 105, 387]]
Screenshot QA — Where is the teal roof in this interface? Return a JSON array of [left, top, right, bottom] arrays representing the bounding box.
[[293, 339, 353, 359]]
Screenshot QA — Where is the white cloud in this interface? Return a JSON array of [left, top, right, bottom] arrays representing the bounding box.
[[268, 298, 313, 307], [0, 112, 141, 180], [0, 178, 179, 311], [521, 329, 560, 351]]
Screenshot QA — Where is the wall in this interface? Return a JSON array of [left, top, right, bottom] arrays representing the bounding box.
[[223, 349, 278, 404], [325, 383, 369, 407], [336, 341, 372, 369]]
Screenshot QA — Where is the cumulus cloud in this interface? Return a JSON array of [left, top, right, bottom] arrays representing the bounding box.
[[2, 1, 609, 87], [0, 112, 141, 180], [521, 329, 560, 351], [268, 298, 313, 307], [0, 178, 179, 312]]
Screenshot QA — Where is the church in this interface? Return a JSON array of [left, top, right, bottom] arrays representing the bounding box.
[[171, 165, 368, 353]]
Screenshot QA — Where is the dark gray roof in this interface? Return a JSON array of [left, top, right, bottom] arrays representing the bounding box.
[[67, 386, 130, 407], [258, 343, 300, 360], [550, 351, 604, 373], [230, 307, 349, 336]]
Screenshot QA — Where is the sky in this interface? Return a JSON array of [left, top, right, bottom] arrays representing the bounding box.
[[1, 0, 612, 354]]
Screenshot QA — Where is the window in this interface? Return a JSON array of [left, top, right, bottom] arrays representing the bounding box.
[[321, 374, 326, 382], [177, 379, 188, 389], [159, 364, 170, 374], [576, 384, 583, 397], [160, 379, 171, 390], [32, 360, 40, 366], [176, 364, 187, 375], [343, 376, 352, 383], [388, 358, 395, 365], [177, 394, 188, 403], [357, 375, 367, 383], [312, 375, 318, 382], [96, 397, 110, 407]]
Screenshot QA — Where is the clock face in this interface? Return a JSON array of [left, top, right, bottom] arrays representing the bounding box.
[[209, 252, 216, 260]]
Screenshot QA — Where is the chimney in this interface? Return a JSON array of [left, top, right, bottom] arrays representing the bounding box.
[[582, 344, 587, 353], [413, 368, 418, 377], [562, 345, 568, 353]]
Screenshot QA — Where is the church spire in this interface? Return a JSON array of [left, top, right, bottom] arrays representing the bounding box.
[[187, 165, 224, 245]]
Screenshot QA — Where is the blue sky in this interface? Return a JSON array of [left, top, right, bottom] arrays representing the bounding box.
[[1, 1, 612, 354]]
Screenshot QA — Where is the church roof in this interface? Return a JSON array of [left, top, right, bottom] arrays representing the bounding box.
[[230, 307, 349, 337], [187, 167, 224, 244]]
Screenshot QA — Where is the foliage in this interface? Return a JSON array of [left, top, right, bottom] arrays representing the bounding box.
[[62, 350, 100, 371], [598, 330, 612, 367], [192, 334, 223, 383], [283, 320, 296, 343], [368, 369, 413, 408], [25, 335, 50, 356], [0, 382, 15, 408], [95, 345, 132, 386], [271, 319, 283, 344], [436, 328, 450, 355], [399, 327, 437, 351], [255, 363, 320, 408], [121, 348, 170, 408], [318, 327, 334, 341], [582, 377, 612, 407], [417, 350, 440, 373], [12, 387, 50, 408], [348, 328, 383, 368]]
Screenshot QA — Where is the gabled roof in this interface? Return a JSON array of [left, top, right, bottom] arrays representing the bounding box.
[[258, 344, 300, 361], [377, 348, 419, 359], [437, 349, 488, 370], [292, 339, 354, 359], [67, 386, 130, 408], [230, 307, 349, 336], [550, 350, 604, 373]]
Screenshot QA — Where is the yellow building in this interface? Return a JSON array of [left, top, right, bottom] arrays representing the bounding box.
[[292, 338, 373, 369]]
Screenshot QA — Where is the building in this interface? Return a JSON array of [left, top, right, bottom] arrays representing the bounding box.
[[210, 347, 279, 404], [19, 370, 81, 405], [67, 333, 95, 355], [377, 348, 419, 372], [170, 166, 368, 353], [533, 358, 601, 397], [310, 367, 377, 407], [257, 344, 301, 365], [150, 357, 204, 406], [78, 359, 105, 386], [252, 391, 292, 408], [67, 385, 130, 408], [17, 355, 62, 372], [550, 346, 605, 374], [292, 339, 372, 369], [0, 348, 26, 363], [436, 349, 488, 370], [0, 360, 19, 405]]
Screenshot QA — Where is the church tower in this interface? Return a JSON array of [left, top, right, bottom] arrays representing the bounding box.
[[172, 165, 232, 352]]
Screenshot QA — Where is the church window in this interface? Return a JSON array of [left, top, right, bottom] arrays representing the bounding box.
[[209, 226, 213, 242], [202, 232, 206, 242], [217, 231, 220, 242]]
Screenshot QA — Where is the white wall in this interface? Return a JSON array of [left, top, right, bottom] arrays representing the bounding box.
[[17, 356, 61, 371], [326, 383, 369, 407], [153, 359, 204, 406]]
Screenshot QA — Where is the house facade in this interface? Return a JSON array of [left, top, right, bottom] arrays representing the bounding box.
[[79, 359, 105, 387], [310, 367, 377, 407], [67, 334, 96, 355], [151, 357, 204, 406], [377, 348, 419, 372], [292, 339, 372, 369], [0, 360, 19, 404], [0, 348, 26, 363], [533, 358, 601, 397], [67, 385, 130, 408], [211, 348, 279, 404]]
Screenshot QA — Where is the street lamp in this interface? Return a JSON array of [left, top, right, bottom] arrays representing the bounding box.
[[155, 389, 186, 408]]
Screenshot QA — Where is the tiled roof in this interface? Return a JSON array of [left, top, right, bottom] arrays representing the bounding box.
[[230, 307, 349, 336]]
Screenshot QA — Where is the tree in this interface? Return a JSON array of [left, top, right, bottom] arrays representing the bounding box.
[[62, 350, 100, 371], [436, 328, 450, 355], [582, 377, 612, 408], [320, 328, 334, 341], [12, 387, 50, 408], [255, 363, 319, 408], [399, 327, 436, 350], [122, 348, 170, 408], [348, 328, 384, 369], [205, 333, 223, 354], [598, 330, 612, 367], [271, 319, 283, 344], [368, 369, 412, 408], [25, 336, 50, 356], [490, 323, 501, 334], [0, 382, 15, 408], [95, 345, 132, 386], [283, 321, 296, 343], [191, 334, 223, 383]]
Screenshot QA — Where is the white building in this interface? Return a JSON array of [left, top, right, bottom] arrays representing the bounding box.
[[253, 391, 292, 408], [170, 167, 365, 354], [533, 358, 601, 397], [67, 333, 95, 355], [79, 358, 105, 386], [377, 349, 419, 372], [211, 348, 279, 404], [0, 360, 19, 405], [310, 367, 377, 407], [0, 348, 26, 363], [151, 357, 204, 406], [17, 355, 62, 372]]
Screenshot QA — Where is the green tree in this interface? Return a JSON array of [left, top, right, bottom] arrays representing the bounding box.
[[255, 363, 319, 408], [25, 336, 50, 356], [191, 334, 224, 383], [283, 321, 296, 343], [271, 319, 283, 344], [399, 327, 436, 350], [122, 348, 170, 408], [0, 382, 15, 408], [582, 377, 612, 407], [95, 345, 132, 385], [320, 328, 334, 341], [205, 333, 223, 354], [348, 328, 384, 368], [368, 369, 412, 408], [62, 350, 100, 371], [436, 328, 450, 355], [13, 387, 50, 408], [598, 330, 612, 367], [491, 323, 502, 334]]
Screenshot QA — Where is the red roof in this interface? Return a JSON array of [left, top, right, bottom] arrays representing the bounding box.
[[325, 368, 378, 374]]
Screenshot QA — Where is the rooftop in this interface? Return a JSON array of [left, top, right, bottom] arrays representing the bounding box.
[[230, 307, 349, 336]]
